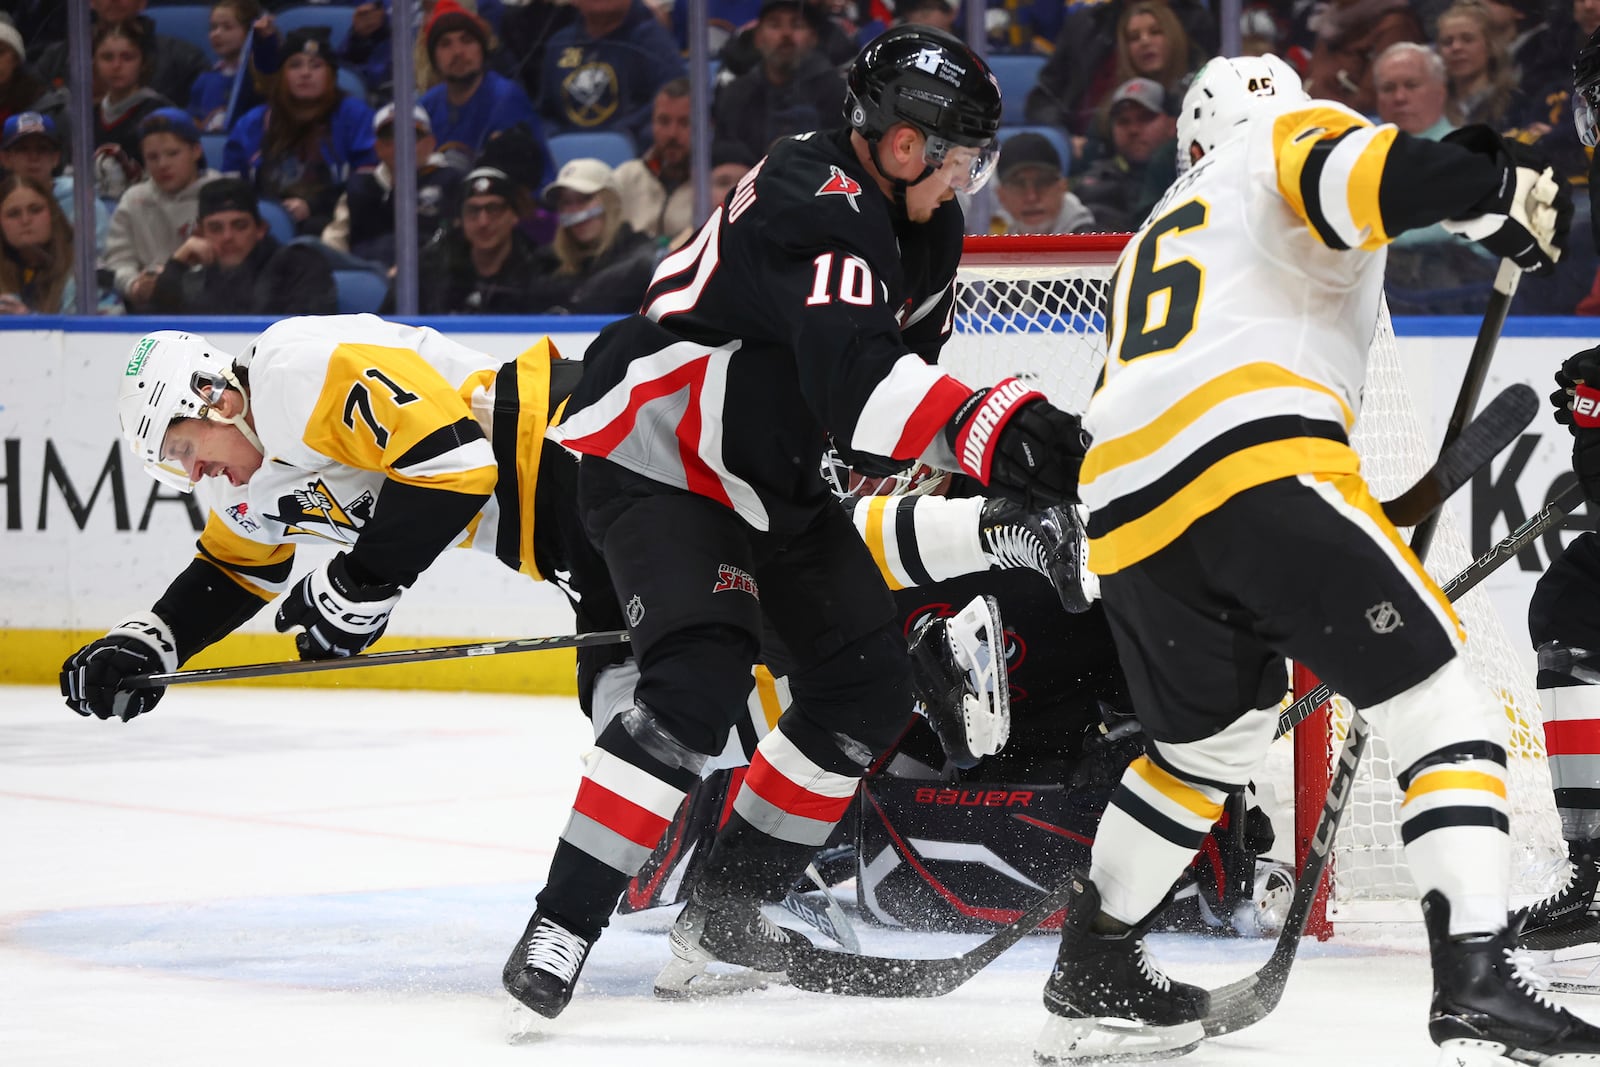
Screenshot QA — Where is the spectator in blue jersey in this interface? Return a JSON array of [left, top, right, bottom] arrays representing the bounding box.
[[533, 0, 684, 149], [223, 25, 378, 237], [712, 0, 847, 163], [188, 0, 262, 133], [421, 0, 552, 181]]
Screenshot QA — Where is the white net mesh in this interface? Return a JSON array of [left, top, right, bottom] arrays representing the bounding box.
[[945, 237, 1564, 917]]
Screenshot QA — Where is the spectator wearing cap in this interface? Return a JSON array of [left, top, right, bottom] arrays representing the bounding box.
[[531, 156, 657, 313], [408, 164, 546, 314], [0, 112, 111, 257], [322, 103, 465, 269], [150, 175, 336, 315], [531, 0, 685, 148], [224, 25, 378, 237], [103, 107, 221, 312], [964, 133, 1096, 236], [894, 0, 956, 32], [36, 0, 208, 111], [91, 19, 175, 200], [713, 0, 847, 163], [1073, 77, 1177, 232], [0, 14, 53, 131], [714, 0, 857, 79], [421, 0, 551, 181]]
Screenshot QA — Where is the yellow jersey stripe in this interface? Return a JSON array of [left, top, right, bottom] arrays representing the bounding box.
[[752, 665, 785, 730], [1403, 769, 1508, 805], [1089, 437, 1361, 574], [1130, 755, 1224, 821], [1080, 362, 1355, 486], [1271, 105, 1373, 230]]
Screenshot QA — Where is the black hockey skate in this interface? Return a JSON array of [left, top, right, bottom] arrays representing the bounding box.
[[1425, 890, 1600, 1065], [654, 887, 813, 999], [1518, 841, 1600, 951], [1036, 873, 1208, 1064], [979, 499, 1094, 613], [502, 911, 593, 1021]]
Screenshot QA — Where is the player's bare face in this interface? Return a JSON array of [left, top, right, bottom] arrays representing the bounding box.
[[1124, 13, 1169, 77], [161, 413, 262, 488], [434, 31, 484, 85]]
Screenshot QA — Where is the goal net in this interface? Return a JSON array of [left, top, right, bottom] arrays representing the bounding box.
[[945, 234, 1564, 935]]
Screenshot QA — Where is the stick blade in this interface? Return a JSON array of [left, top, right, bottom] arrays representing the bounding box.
[[784, 945, 964, 998], [1383, 383, 1539, 527]]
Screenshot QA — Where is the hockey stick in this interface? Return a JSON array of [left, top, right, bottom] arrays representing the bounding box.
[[781, 311, 1536, 1003], [123, 629, 632, 688], [1409, 258, 1522, 557], [1378, 381, 1538, 526], [1276, 480, 1587, 740], [778, 864, 861, 953]]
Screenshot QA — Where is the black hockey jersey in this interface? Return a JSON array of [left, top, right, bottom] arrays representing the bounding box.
[[550, 128, 976, 535]]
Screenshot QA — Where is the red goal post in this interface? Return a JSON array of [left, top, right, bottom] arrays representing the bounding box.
[[949, 233, 1563, 937]]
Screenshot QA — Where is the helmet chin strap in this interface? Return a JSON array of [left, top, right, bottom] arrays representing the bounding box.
[[203, 370, 266, 457]]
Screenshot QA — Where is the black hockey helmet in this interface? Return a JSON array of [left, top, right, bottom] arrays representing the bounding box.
[[1575, 25, 1600, 146], [845, 25, 1002, 149]]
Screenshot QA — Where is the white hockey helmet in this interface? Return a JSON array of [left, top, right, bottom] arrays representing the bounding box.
[[1176, 54, 1307, 172], [117, 331, 257, 492]]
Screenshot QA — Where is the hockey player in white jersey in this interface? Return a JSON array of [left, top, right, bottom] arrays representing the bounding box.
[[1050, 54, 1599, 1064], [59, 317, 630, 725]]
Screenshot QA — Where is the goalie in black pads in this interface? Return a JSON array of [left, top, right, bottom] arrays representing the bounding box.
[[500, 24, 1088, 1025], [1065, 54, 1594, 1065]]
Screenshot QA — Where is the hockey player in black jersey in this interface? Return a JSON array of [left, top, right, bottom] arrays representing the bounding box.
[[501, 24, 1088, 1022]]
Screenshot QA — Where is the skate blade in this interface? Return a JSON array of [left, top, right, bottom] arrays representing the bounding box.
[[503, 995, 556, 1045], [652, 954, 788, 1000], [1033, 1014, 1203, 1064], [1437, 1038, 1600, 1066]]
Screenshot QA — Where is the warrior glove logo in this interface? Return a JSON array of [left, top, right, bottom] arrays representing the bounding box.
[[816, 166, 863, 212]]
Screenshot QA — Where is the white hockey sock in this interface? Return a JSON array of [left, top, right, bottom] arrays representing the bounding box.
[[1090, 755, 1230, 925], [1399, 750, 1510, 935], [850, 495, 987, 588]]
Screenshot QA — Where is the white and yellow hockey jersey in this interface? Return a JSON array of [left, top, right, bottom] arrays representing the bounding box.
[[190, 314, 564, 602], [1080, 99, 1479, 576]]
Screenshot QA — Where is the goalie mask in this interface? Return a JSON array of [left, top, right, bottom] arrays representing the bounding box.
[[1176, 54, 1307, 173], [1576, 28, 1600, 147], [118, 331, 262, 492]]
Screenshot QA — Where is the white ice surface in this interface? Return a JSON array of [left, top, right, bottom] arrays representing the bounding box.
[[3, 683, 1594, 1067]]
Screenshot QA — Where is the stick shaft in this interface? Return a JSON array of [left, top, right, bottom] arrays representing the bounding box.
[[125, 629, 632, 688]]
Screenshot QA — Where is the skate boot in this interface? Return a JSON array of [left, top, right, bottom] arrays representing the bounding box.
[[501, 910, 593, 1020], [1518, 840, 1600, 951], [654, 886, 814, 999], [1425, 890, 1600, 1065], [980, 499, 1095, 613], [909, 593, 1011, 768], [1036, 873, 1208, 1064]]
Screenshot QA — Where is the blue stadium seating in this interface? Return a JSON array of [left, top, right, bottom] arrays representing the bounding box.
[[547, 131, 639, 171], [333, 269, 388, 314], [986, 54, 1047, 125], [257, 199, 297, 243], [146, 5, 214, 55], [199, 133, 228, 172]]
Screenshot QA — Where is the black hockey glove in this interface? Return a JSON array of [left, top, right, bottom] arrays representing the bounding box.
[[275, 552, 402, 660], [944, 378, 1086, 510], [60, 612, 179, 721], [1558, 348, 1600, 508], [1440, 126, 1571, 277]]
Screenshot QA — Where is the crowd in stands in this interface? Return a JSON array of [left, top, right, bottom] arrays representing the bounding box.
[[0, 0, 1593, 316]]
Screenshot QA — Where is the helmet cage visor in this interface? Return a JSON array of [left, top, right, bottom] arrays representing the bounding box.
[[925, 134, 998, 193], [1577, 84, 1600, 147]]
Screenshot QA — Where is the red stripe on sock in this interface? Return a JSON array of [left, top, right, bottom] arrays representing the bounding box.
[[573, 778, 672, 848], [743, 749, 857, 823], [1546, 719, 1600, 756]]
